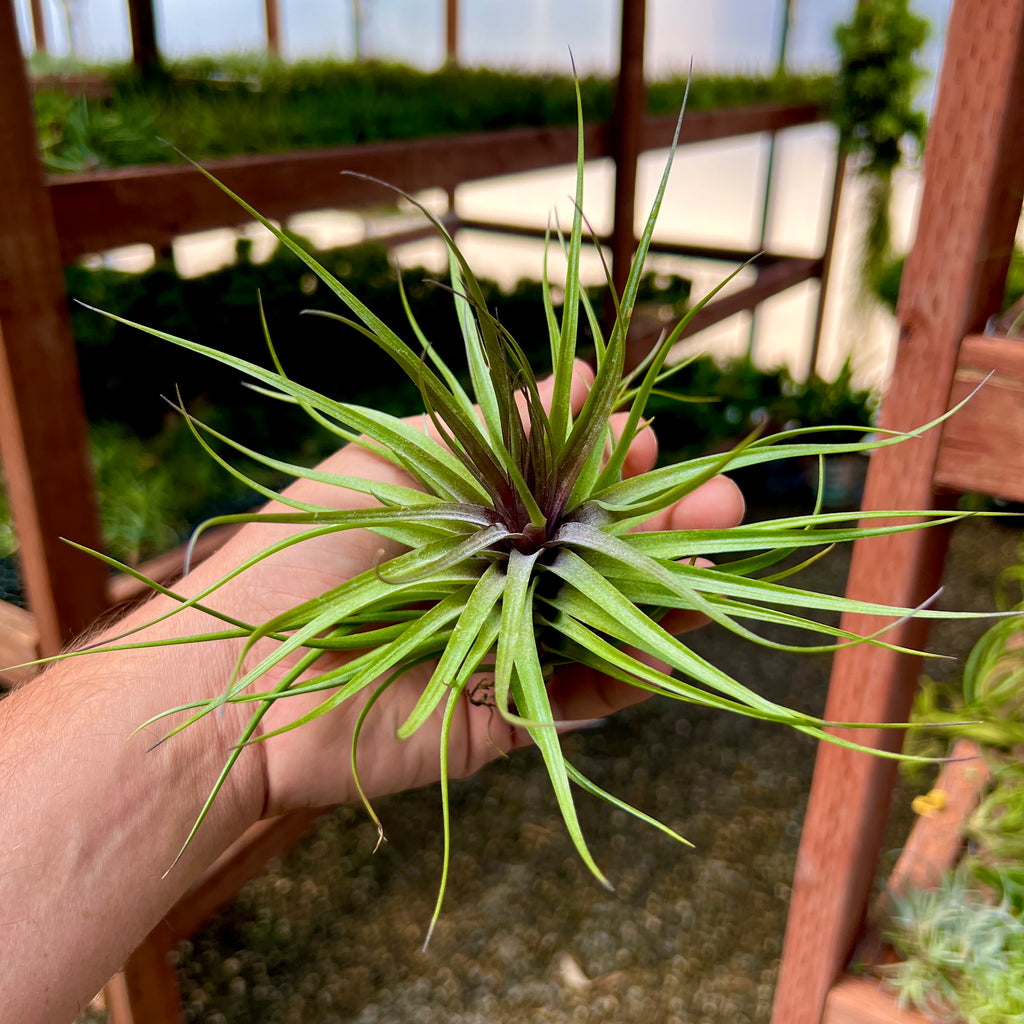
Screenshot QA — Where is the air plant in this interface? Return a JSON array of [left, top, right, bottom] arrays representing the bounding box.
[[40, 83, 1003, 942]]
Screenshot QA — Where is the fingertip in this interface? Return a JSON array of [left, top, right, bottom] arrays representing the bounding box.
[[671, 473, 745, 531], [536, 360, 594, 414], [620, 418, 658, 478], [568, 360, 596, 413]]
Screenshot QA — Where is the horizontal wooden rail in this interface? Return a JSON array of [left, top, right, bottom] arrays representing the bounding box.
[[936, 333, 1024, 502], [48, 103, 824, 262], [678, 257, 822, 336], [456, 216, 798, 268]]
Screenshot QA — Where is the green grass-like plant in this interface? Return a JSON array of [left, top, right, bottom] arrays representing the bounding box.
[[33, 57, 831, 173], [35, 85, 1007, 941]]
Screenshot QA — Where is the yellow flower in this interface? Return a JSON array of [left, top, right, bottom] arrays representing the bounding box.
[[911, 789, 948, 818]]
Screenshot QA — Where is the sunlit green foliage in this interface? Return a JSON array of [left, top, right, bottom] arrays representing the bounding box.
[[34, 59, 831, 173]]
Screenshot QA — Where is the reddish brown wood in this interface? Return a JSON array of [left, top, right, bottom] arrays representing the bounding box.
[[47, 104, 824, 263], [126, 0, 159, 71], [119, 930, 181, 1024], [640, 101, 822, 151], [264, 0, 281, 55], [677, 256, 822, 337], [48, 123, 602, 259], [885, 739, 989, 899], [0, 0, 108, 653], [772, 4, 1024, 1023], [851, 739, 991, 974], [105, 522, 243, 607], [808, 151, 847, 376], [445, 0, 458, 65], [101, 970, 135, 1024], [456, 217, 799, 268], [28, 0, 46, 51], [29, 71, 113, 97], [935, 334, 1024, 502], [165, 809, 326, 937], [823, 976, 935, 1024], [103, 973, 134, 1024], [610, 0, 646, 306], [0, 599, 39, 686], [116, 811, 325, 1024]]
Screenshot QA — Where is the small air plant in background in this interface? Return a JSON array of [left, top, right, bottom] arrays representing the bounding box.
[[885, 867, 1024, 1024], [44, 84, 997, 942]]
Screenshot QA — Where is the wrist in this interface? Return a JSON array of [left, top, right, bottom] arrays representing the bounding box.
[[0, 609, 263, 1024], [97, 587, 270, 837]]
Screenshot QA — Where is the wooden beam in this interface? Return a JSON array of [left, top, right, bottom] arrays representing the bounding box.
[[639, 101, 822, 151], [0, 0, 107, 653], [610, 0, 646, 304], [445, 0, 458, 65], [118, 930, 181, 1024], [118, 809, 325, 1024], [675, 257, 821, 337], [620, 257, 822, 366], [29, 0, 46, 52], [884, 739, 988, 899], [47, 104, 825, 263], [771, 3, 1024, 1022], [455, 214, 798, 267], [264, 0, 281, 55], [935, 333, 1024, 502], [49, 122, 604, 260], [127, 0, 159, 72], [0, 599, 39, 687], [164, 810, 326, 937], [29, 71, 112, 97], [807, 151, 847, 376], [823, 976, 934, 1024], [851, 738, 989, 970]]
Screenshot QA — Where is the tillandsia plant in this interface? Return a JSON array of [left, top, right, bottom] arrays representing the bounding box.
[[32, 83, 1005, 942]]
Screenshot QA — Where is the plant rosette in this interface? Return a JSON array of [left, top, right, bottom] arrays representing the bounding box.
[[26, 84, 1014, 942]]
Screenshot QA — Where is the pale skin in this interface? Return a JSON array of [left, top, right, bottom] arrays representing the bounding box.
[[0, 364, 744, 1024]]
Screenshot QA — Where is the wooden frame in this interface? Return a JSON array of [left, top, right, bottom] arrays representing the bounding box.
[[771, 2, 1024, 1021], [0, 0, 108, 656]]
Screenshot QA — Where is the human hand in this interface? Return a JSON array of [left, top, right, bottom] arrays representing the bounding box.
[[173, 361, 744, 822]]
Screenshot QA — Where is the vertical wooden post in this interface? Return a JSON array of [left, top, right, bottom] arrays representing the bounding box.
[[609, 0, 645, 366], [265, 0, 280, 56], [0, 0, 107, 653], [746, 0, 792, 363], [29, 0, 46, 52], [127, 0, 160, 72], [806, 150, 846, 377], [445, 0, 458, 65], [771, 3, 1024, 1022]]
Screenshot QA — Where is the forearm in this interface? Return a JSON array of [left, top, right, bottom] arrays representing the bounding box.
[[0, 599, 264, 1024]]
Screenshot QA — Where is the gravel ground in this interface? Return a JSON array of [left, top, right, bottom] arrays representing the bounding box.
[[80, 505, 1022, 1024]]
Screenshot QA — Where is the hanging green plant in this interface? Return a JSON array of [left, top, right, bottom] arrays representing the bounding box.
[[26, 83, 1006, 944], [832, 0, 930, 291]]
